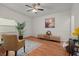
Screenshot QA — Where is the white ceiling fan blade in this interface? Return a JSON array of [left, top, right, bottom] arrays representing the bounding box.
[[32, 3, 36, 8], [26, 9, 33, 11]]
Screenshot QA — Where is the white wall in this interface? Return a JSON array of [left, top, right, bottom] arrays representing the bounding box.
[[0, 5, 32, 37], [71, 3, 79, 28], [32, 11, 71, 41]]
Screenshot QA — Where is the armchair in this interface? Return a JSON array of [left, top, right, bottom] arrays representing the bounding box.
[[2, 35, 25, 56]]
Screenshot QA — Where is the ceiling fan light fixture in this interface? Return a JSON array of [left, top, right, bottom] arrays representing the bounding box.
[[32, 9, 37, 13]]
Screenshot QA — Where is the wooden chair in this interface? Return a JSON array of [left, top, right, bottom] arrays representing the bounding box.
[[2, 35, 25, 56]]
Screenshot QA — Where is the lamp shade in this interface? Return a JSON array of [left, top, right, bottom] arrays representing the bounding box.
[[72, 27, 79, 36]]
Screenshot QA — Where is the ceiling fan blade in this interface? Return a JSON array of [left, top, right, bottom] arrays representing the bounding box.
[[26, 9, 33, 11], [38, 9, 44, 11], [25, 5, 32, 8], [32, 3, 36, 8]]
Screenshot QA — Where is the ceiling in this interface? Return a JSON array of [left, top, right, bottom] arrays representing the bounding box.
[[0, 3, 73, 18]]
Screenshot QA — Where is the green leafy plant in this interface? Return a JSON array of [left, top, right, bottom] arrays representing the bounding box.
[[16, 22, 26, 39]]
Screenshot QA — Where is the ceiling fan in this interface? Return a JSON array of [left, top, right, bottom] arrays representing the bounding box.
[[25, 3, 44, 13]]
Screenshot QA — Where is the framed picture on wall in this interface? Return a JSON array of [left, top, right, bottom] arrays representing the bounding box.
[[45, 17, 55, 28]]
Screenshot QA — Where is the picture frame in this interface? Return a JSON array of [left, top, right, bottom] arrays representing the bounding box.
[[45, 17, 55, 28]]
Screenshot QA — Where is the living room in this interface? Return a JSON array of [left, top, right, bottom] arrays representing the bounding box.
[[0, 3, 79, 56]]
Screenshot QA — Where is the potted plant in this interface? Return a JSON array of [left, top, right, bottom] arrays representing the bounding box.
[[16, 22, 26, 39]]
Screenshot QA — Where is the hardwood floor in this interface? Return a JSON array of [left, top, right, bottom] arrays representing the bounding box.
[[25, 37, 68, 56]]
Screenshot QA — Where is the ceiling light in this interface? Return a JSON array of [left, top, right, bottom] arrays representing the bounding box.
[[32, 9, 37, 13]]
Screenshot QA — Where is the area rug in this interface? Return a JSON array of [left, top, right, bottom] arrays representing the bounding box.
[[17, 40, 41, 56]]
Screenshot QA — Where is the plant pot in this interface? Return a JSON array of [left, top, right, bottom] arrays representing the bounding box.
[[19, 36, 23, 39]]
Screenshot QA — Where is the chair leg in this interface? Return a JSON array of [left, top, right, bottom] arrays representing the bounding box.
[[15, 51, 17, 56], [6, 51, 8, 56], [24, 45, 25, 52]]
